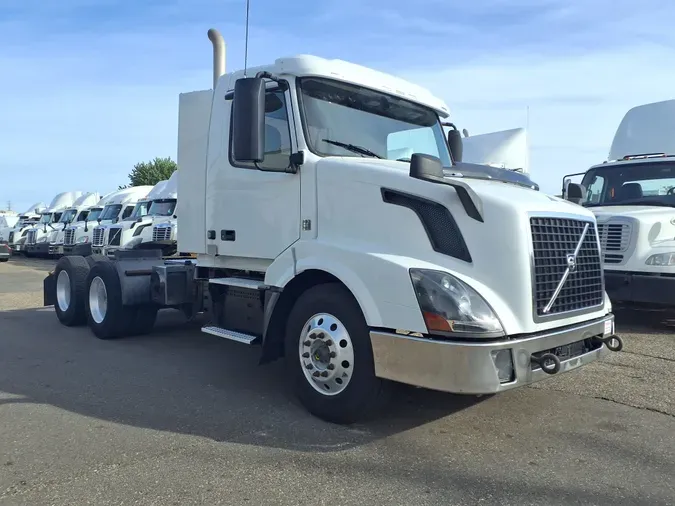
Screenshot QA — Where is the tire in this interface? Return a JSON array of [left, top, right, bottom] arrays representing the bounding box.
[[284, 282, 391, 424], [53, 255, 91, 327], [86, 254, 110, 269], [84, 260, 136, 340]]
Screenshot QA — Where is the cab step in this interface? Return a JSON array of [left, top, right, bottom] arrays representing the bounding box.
[[201, 325, 258, 345], [209, 277, 268, 290]]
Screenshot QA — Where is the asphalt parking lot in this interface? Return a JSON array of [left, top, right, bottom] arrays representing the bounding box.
[[0, 257, 674, 506]]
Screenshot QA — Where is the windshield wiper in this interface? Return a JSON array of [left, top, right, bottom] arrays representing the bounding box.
[[587, 200, 675, 208], [322, 139, 382, 159]]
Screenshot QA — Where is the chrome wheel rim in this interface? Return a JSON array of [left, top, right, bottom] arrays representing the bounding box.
[[56, 270, 71, 312], [89, 276, 108, 324], [299, 313, 354, 396]]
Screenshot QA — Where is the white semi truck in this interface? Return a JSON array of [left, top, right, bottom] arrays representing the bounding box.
[[563, 99, 675, 310], [24, 192, 84, 257], [95, 173, 179, 258], [48, 192, 102, 257], [2, 202, 46, 256], [61, 192, 118, 257], [87, 186, 154, 256], [44, 28, 623, 424]]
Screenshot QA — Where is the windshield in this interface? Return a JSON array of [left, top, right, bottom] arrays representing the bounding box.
[[581, 160, 675, 207], [86, 208, 102, 221], [38, 213, 51, 224], [59, 209, 77, 223], [129, 200, 152, 220], [297, 77, 452, 166], [75, 210, 89, 222], [99, 204, 123, 221], [149, 199, 177, 217]]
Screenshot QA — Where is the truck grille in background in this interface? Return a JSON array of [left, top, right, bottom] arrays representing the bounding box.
[[8, 232, 14, 244], [530, 217, 603, 318], [108, 227, 121, 246], [92, 227, 105, 247], [596, 222, 631, 264], [26, 229, 37, 245], [64, 228, 76, 246], [153, 225, 172, 242]]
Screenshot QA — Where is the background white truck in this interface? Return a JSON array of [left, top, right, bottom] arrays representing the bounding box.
[[563, 99, 675, 310], [96, 173, 179, 258], [2, 202, 46, 256], [88, 186, 154, 256], [48, 192, 102, 257], [44, 28, 622, 424], [24, 192, 84, 257]]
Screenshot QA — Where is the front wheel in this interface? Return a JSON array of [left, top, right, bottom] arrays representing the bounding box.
[[284, 283, 391, 424]]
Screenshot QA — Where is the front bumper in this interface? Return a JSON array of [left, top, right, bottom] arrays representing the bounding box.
[[28, 242, 49, 256], [48, 244, 64, 256], [605, 271, 675, 306], [369, 314, 617, 395], [63, 243, 93, 256]]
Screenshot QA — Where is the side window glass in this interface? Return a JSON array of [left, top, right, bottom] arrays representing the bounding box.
[[230, 87, 292, 170], [584, 175, 605, 203], [122, 206, 134, 219]]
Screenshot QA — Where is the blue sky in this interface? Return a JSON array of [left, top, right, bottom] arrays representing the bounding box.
[[2, 0, 675, 211]]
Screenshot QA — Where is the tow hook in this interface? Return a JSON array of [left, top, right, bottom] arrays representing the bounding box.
[[595, 334, 623, 352], [530, 353, 561, 375]]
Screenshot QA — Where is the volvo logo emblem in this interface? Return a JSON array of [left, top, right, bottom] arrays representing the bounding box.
[[566, 253, 577, 272]]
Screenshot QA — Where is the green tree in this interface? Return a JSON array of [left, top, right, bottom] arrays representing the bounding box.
[[119, 157, 177, 189]]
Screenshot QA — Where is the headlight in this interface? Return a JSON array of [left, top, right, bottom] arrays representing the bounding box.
[[124, 237, 143, 249], [77, 236, 89, 244], [133, 224, 150, 237], [38, 236, 48, 243], [645, 252, 675, 266], [409, 269, 503, 336]]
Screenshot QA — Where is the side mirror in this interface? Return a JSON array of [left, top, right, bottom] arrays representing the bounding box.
[[447, 126, 463, 163], [232, 77, 266, 163], [566, 182, 586, 204]]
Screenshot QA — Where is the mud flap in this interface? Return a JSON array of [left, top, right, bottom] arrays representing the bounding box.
[[43, 273, 56, 307]]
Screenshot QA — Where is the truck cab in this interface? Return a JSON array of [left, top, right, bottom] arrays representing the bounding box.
[[3, 202, 45, 255], [99, 174, 178, 258], [563, 99, 675, 309], [89, 186, 153, 255], [48, 192, 101, 257], [24, 192, 84, 257]]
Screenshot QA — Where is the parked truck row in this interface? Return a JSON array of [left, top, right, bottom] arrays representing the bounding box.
[[39, 28, 623, 425]]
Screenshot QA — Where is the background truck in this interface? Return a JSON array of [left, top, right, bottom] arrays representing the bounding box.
[[24, 192, 84, 257], [563, 99, 675, 311], [48, 192, 101, 257], [88, 186, 154, 255], [62, 191, 119, 257], [44, 28, 623, 424], [96, 173, 178, 258], [2, 202, 46, 255]]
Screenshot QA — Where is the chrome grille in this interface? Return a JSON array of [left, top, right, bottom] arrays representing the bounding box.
[[26, 229, 37, 244], [530, 217, 603, 318], [597, 222, 631, 264], [8, 232, 14, 244], [64, 228, 76, 246], [108, 227, 122, 246], [92, 227, 105, 247], [153, 225, 172, 242]]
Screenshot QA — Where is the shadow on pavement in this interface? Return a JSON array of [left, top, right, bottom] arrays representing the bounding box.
[[0, 307, 485, 453]]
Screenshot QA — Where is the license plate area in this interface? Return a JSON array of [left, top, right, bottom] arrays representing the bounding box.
[[530, 338, 600, 371]]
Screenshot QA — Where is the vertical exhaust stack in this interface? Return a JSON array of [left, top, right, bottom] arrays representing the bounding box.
[[207, 28, 226, 89]]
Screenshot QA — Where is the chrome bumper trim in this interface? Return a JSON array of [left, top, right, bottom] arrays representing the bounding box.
[[369, 314, 614, 394]]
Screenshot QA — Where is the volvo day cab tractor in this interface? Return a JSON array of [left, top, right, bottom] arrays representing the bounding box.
[[89, 186, 154, 255], [24, 192, 84, 257], [96, 173, 179, 258], [3, 202, 45, 255], [45, 28, 623, 424], [563, 99, 675, 311], [48, 192, 101, 257]]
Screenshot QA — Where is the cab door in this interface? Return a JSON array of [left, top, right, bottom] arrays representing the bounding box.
[[205, 80, 300, 262]]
